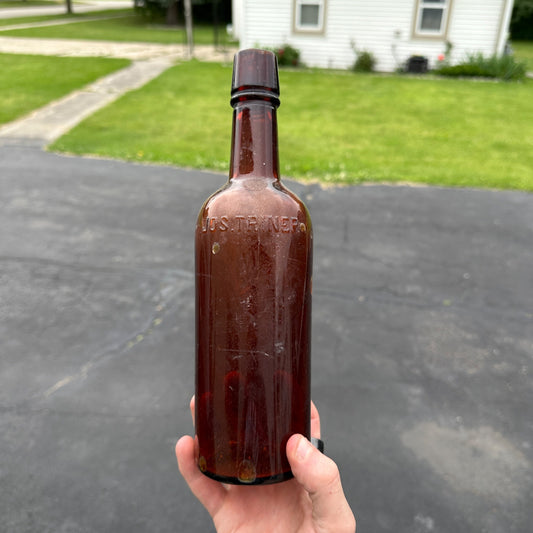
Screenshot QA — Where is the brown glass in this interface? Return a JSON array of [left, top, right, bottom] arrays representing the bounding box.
[[195, 87, 312, 485]]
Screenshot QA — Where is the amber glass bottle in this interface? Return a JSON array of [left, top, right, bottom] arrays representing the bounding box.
[[195, 49, 312, 485]]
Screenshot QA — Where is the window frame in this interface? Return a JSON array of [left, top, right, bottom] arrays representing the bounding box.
[[293, 0, 326, 35], [412, 0, 452, 40]]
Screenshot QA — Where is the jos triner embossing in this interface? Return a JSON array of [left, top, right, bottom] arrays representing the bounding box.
[[200, 214, 307, 234]]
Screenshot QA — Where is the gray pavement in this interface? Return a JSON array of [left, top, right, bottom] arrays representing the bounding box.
[[1, 144, 532, 532]]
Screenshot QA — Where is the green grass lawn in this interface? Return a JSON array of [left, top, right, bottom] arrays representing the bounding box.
[[0, 0, 62, 6], [50, 61, 533, 191], [512, 40, 533, 71], [0, 53, 129, 125], [0, 9, 130, 27], [0, 10, 237, 46]]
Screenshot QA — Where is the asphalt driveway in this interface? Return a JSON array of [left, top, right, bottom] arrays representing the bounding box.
[[1, 144, 532, 532]]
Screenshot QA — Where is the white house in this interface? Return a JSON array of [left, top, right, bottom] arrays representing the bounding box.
[[231, 0, 515, 72]]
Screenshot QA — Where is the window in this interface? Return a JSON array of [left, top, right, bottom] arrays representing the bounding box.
[[293, 0, 326, 33], [414, 0, 451, 38]]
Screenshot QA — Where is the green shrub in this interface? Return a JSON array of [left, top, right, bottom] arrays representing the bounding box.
[[271, 44, 301, 67], [353, 50, 376, 72], [134, 0, 166, 22], [435, 52, 526, 81]]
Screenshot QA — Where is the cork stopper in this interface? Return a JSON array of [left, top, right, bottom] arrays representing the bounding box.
[[231, 49, 280, 107]]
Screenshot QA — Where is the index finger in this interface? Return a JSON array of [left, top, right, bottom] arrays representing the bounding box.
[[189, 395, 195, 427], [311, 400, 321, 439]]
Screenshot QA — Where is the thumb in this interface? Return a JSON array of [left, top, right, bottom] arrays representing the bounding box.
[[287, 434, 356, 533]]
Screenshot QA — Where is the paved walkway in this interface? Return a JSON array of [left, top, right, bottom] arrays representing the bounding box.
[[0, 0, 131, 19], [0, 35, 234, 60], [0, 54, 175, 144], [0, 36, 236, 145], [0, 11, 131, 31]]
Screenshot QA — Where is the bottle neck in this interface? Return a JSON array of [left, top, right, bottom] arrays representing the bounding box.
[[229, 100, 280, 181]]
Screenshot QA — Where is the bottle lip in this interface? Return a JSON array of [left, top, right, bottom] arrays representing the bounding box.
[[230, 88, 280, 108], [231, 49, 280, 107]]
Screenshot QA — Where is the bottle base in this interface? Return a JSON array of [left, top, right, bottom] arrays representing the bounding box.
[[200, 468, 294, 486]]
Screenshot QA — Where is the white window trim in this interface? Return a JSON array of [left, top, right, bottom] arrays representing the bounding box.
[[293, 0, 326, 35], [413, 0, 452, 39]]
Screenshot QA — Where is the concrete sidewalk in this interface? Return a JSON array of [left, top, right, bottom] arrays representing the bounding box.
[[0, 56, 176, 144], [0, 35, 235, 60], [0, 37, 236, 145], [0, 0, 131, 19], [0, 12, 131, 32]]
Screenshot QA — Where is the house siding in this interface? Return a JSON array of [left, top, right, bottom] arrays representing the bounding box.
[[447, 0, 507, 60], [238, 0, 512, 72]]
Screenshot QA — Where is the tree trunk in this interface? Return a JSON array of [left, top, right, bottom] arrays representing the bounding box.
[[166, 0, 179, 26], [65, 0, 73, 15], [212, 0, 219, 48], [184, 0, 193, 58]]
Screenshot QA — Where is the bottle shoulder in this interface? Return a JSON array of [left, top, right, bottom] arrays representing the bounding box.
[[196, 178, 312, 237], [199, 178, 309, 218]]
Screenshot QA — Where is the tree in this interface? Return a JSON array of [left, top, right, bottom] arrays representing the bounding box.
[[510, 0, 533, 39], [165, 0, 182, 26]]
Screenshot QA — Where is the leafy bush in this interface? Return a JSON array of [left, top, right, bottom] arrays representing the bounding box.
[[434, 52, 526, 81], [271, 44, 301, 67], [134, 0, 167, 22], [350, 40, 376, 72], [353, 50, 376, 72]]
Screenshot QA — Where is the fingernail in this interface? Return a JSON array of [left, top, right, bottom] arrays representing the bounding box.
[[295, 435, 312, 462]]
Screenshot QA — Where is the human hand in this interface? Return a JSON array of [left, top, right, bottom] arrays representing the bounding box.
[[176, 397, 356, 533]]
